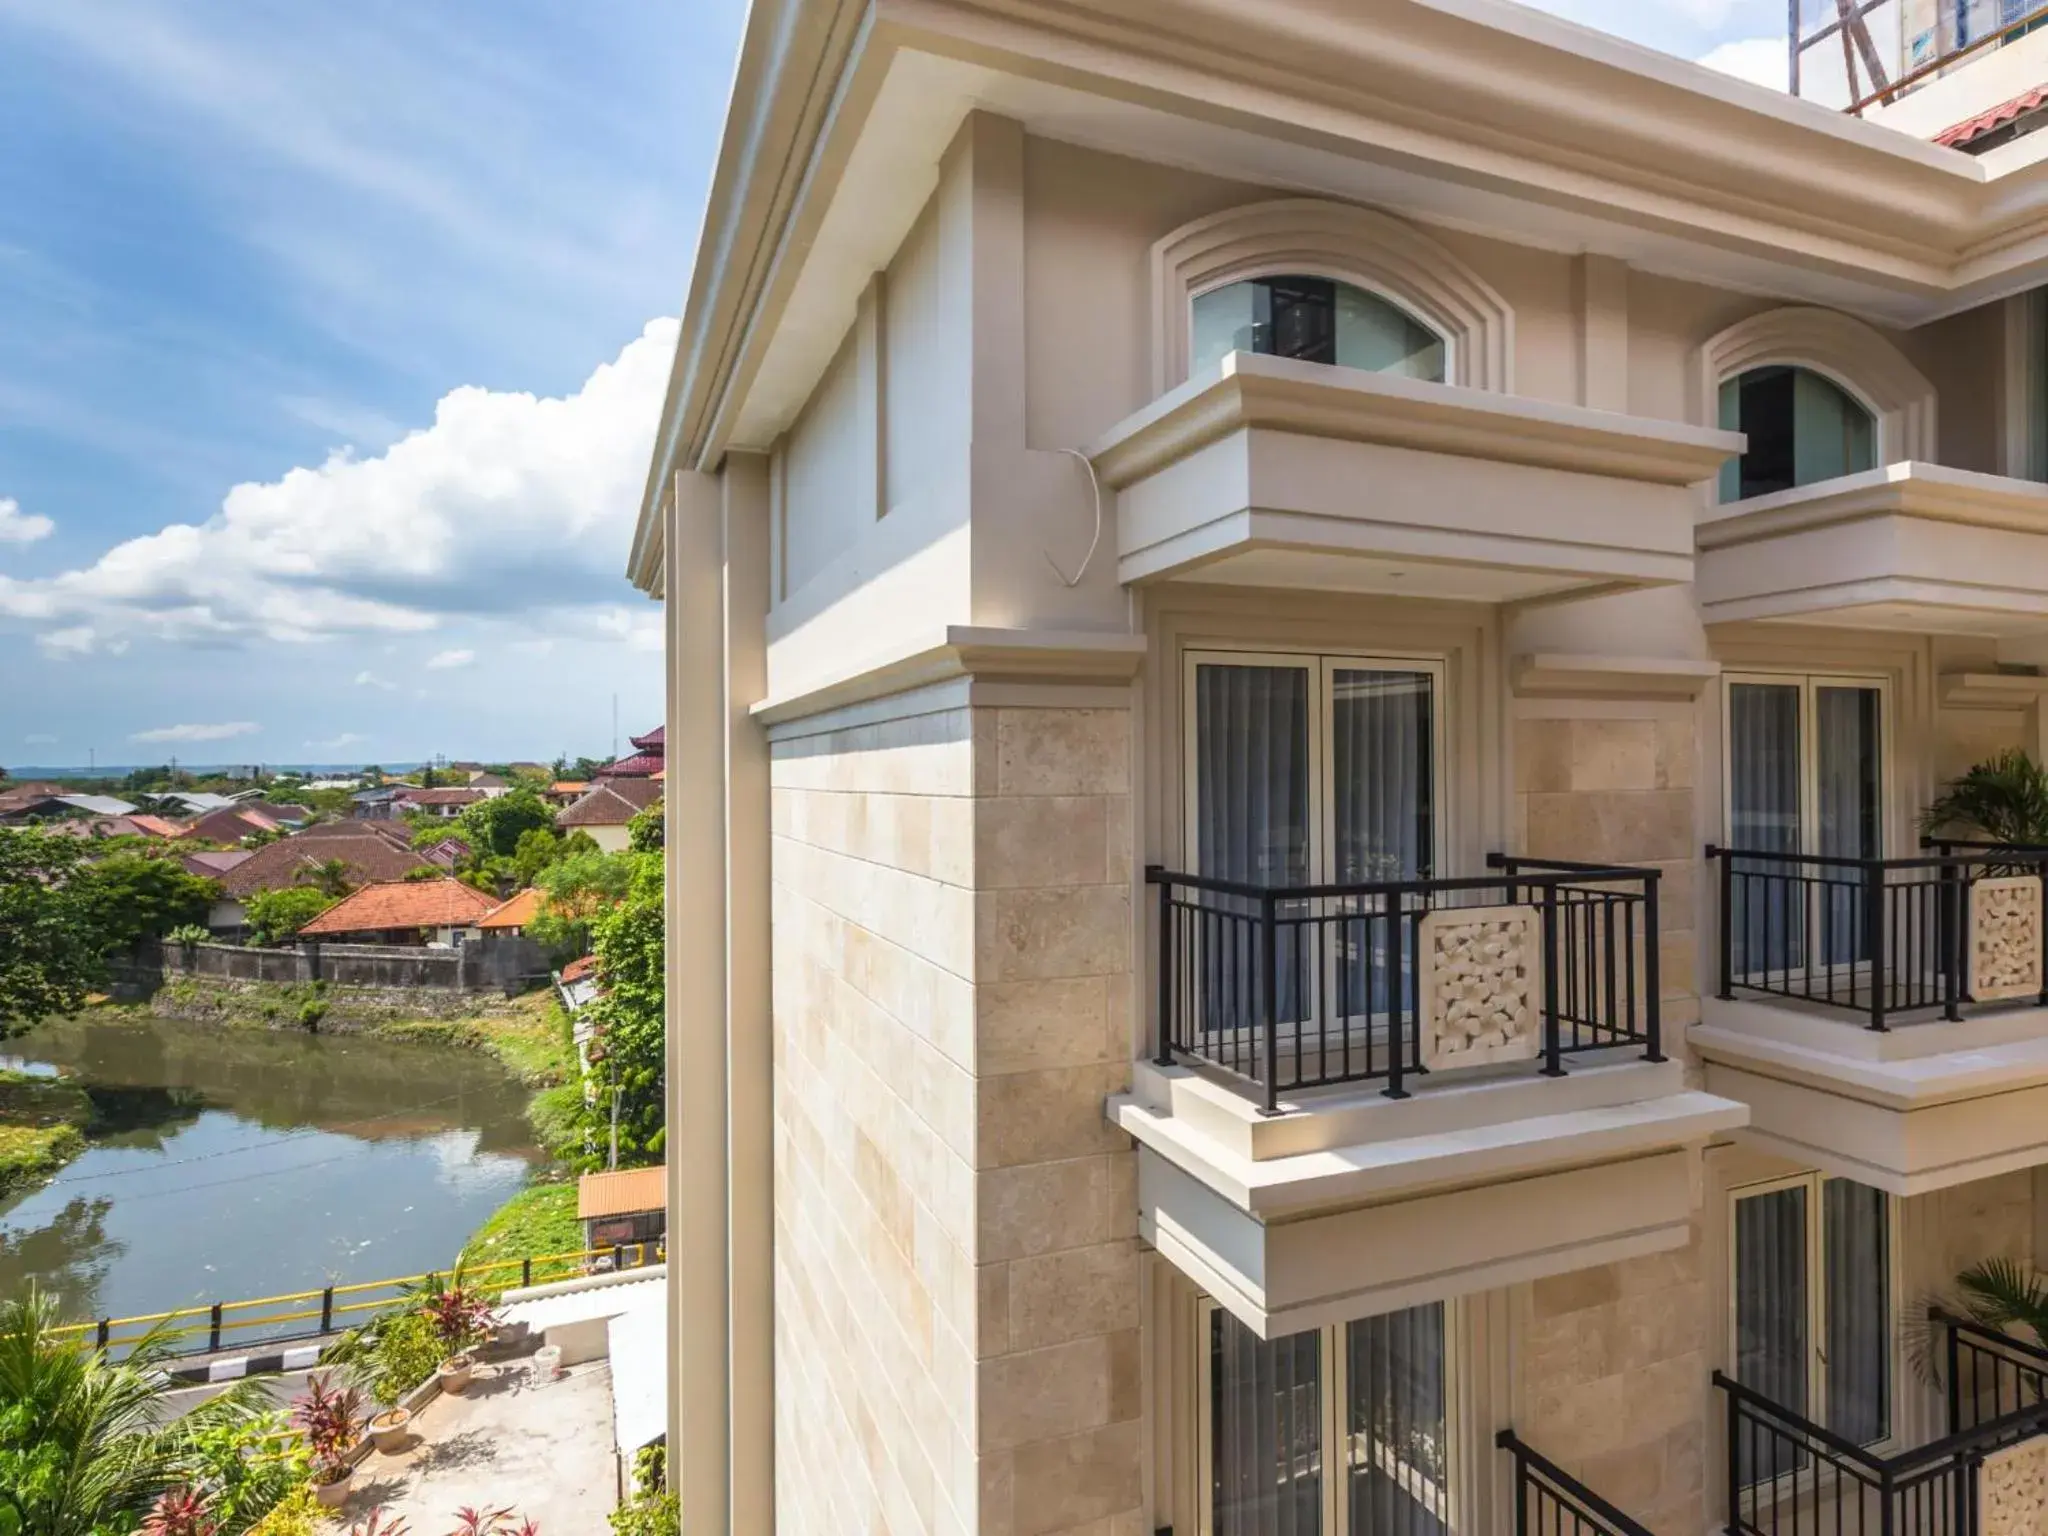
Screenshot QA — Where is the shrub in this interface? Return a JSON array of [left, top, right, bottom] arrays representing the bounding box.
[[167, 924, 211, 950], [248, 1486, 322, 1536], [608, 1492, 678, 1536]]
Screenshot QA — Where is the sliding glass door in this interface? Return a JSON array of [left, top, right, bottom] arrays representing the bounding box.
[[1207, 1303, 1454, 1536], [1725, 675, 1884, 978], [1731, 1173, 1894, 1480]]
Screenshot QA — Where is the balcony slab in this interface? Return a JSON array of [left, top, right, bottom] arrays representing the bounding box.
[[1693, 998, 2048, 1194], [1110, 1057, 1745, 1337]]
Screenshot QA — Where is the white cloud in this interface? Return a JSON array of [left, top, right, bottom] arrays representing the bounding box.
[[354, 669, 396, 690], [1698, 36, 1788, 90], [131, 720, 261, 744], [0, 497, 54, 544], [426, 647, 474, 670], [305, 731, 366, 750], [25, 733, 57, 745], [282, 395, 405, 451], [0, 317, 678, 651]]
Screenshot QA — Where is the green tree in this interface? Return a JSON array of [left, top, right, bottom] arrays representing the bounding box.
[[528, 848, 641, 953], [243, 888, 336, 947], [627, 800, 664, 853], [510, 827, 564, 887], [584, 851, 665, 1168], [70, 856, 219, 954], [1922, 749, 2048, 845], [455, 788, 554, 861], [292, 859, 353, 899], [0, 831, 100, 1039], [0, 1287, 289, 1536]]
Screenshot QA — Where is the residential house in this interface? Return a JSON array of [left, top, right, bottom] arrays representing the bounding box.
[[392, 786, 491, 819], [294, 878, 497, 947], [556, 952, 601, 1013], [555, 777, 658, 853], [597, 725, 664, 779], [578, 1166, 668, 1251], [350, 787, 407, 820], [0, 792, 140, 824], [179, 849, 253, 882], [157, 791, 240, 816], [632, 7, 2048, 1535], [0, 781, 67, 817], [179, 805, 285, 845], [545, 780, 591, 807], [210, 823, 450, 935], [477, 887, 545, 938]]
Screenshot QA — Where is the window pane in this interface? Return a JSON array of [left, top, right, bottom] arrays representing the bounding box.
[[1212, 1310, 1323, 1536], [1332, 670, 1434, 885], [1727, 365, 1877, 500], [1823, 1178, 1891, 1445], [1192, 282, 1262, 380], [1334, 286, 1444, 382], [1815, 686, 1882, 968], [1188, 277, 1444, 382], [1195, 664, 1310, 888], [1346, 1304, 1449, 1536], [1728, 683, 1804, 976], [1735, 1185, 1810, 1482]]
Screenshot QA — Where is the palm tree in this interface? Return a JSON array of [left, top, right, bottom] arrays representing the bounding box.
[[1921, 749, 2048, 845], [294, 858, 354, 899], [1957, 1256, 2048, 1348], [0, 1287, 284, 1536]]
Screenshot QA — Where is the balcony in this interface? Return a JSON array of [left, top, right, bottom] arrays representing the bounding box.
[[1109, 856, 1746, 1337], [1694, 844, 2048, 1193], [1694, 463, 2048, 634], [1086, 352, 1738, 601], [1715, 1316, 2048, 1536]]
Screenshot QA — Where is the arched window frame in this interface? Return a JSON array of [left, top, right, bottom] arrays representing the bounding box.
[[1698, 308, 1937, 502], [1151, 199, 1515, 396]]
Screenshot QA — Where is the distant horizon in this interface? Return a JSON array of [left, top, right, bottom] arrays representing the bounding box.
[[1, 757, 594, 779]]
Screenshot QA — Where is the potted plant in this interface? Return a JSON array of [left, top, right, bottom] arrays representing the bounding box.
[[293, 1376, 366, 1508], [422, 1279, 502, 1395], [367, 1401, 413, 1454]]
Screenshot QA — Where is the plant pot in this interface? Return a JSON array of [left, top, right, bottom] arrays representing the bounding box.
[[369, 1407, 413, 1452], [532, 1344, 562, 1383], [312, 1469, 353, 1509], [438, 1354, 476, 1394]]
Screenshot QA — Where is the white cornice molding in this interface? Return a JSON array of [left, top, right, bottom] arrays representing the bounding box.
[[1695, 461, 2048, 548], [1149, 198, 1515, 395], [1512, 653, 1722, 700], [1696, 307, 1939, 462], [751, 626, 1147, 727], [1088, 352, 1742, 490], [1939, 672, 2048, 710]]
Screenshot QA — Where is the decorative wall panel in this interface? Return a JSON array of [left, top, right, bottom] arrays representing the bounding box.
[[1418, 904, 1544, 1070], [1970, 876, 2043, 1003]]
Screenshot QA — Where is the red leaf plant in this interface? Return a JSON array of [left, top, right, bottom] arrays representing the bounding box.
[[292, 1375, 367, 1485], [140, 1485, 218, 1536]]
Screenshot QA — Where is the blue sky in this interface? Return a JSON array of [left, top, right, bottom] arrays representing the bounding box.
[[0, 0, 1781, 771]]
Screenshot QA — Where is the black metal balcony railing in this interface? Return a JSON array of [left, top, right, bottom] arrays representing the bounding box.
[[1940, 1309, 2048, 1437], [1717, 1319, 2048, 1536], [1708, 844, 2048, 1032], [1147, 854, 1663, 1114], [1497, 1429, 1655, 1536]]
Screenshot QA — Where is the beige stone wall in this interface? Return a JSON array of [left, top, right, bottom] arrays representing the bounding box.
[[1518, 1236, 1711, 1532], [768, 690, 1139, 1536], [1512, 704, 1701, 1030]]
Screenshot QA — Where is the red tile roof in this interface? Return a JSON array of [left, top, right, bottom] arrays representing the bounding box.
[[598, 752, 663, 778], [556, 778, 661, 827], [181, 850, 253, 878], [297, 879, 498, 936], [560, 954, 599, 983], [125, 815, 186, 839], [1936, 85, 2048, 148], [217, 832, 439, 898], [478, 888, 544, 931], [180, 806, 282, 843], [628, 725, 665, 752]]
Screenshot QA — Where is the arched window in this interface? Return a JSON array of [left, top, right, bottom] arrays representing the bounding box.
[[1717, 364, 1877, 502], [1190, 275, 1447, 384]]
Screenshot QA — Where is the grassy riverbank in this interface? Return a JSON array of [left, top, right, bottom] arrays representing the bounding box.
[[463, 1179, 582, 1269], [0, 1070, 95, 1195]]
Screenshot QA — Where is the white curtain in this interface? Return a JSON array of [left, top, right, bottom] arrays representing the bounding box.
[[1195, 664, 1310, 888], [1213, 1312, 1324, 1536], [1347, 1304, 1449, 1536], [1331, 670, 1434, 885]]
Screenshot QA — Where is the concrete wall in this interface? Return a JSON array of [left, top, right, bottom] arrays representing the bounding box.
[[768, 686, 1138, 1536], [143, 937, 545, 993]]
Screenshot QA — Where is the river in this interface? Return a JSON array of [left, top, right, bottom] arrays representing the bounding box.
[[0, 1014, 542, 1328]]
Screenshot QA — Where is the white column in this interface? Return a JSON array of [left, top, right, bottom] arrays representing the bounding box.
[[722, 455, 774, 1530], [667, 470, 731, 1533]]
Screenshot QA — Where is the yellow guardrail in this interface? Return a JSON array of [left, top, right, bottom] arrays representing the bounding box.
[[48, 1242, 666, 1358]]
